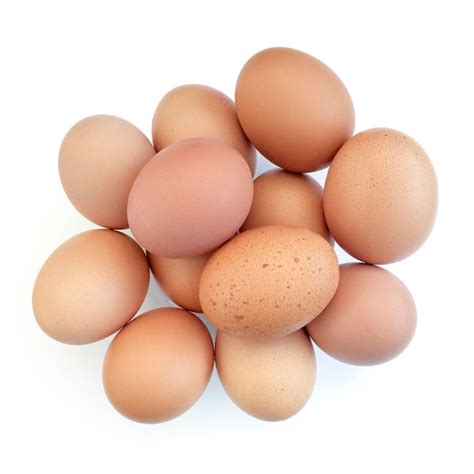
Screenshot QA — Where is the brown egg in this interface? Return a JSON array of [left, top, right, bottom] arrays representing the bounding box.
[[152, 84, 256, 174], [235, 47, 354, 172], [103, 308, 214, 423], [199, 226, 339, 339], [148, 251, 213, 312], [241, 169, 331, 242], [216, 329, 316, 421], [128, 138, 253, 257], [307, 263, 417, 365], [59, 115, 155, 229], [324, 128, 438, 264], [32, 230, 149, 344]]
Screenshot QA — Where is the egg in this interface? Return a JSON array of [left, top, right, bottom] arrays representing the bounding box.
[[199, 225, 339, 339], [59, 115, 156, 229], [152, 84, 256, 174], [235, 47, 354, 172], [102, 308, 214, 423], [148, 251, 213, 312], [128, 138, 253, 257], [32, 230, 149, 344], [241, 169, 331, 242], [323, 128, 438, 264], [307, 263, 417, 365], [216, 329, 316, 421]]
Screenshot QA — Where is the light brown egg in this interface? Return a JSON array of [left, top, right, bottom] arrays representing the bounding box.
[[235, 47, 354, 172], [324, 128, 438, 264], [148, 251, 213, 312], [241, 169, 331, 242], [128, 138, 253, 257], [307, 263, 417, 365], [103, 308, 214, 423], [152, 84, 256, 174], [32, 230, 149, 344], [59, 115, 155, 229], [199, 226, 339, 339], [216, 329, 316, 421]]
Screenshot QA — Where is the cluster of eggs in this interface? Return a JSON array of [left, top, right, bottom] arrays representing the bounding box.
[[32, 47, 438, 423]]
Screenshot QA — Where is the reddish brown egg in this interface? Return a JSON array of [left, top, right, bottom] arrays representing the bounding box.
[[152, 84, 256, 174], [323, 128, 438, 264], [235, 47, 354, 172], [241, 169, 331, 242], [199, 226, 339, 339], [307, 263, 417, 365], [216, 329, 316, 421], [148, 251, 213, 312], [103, 308, 214, 423], [59, 115, 155, 229], [32, 230, 149, 344], [127, 138, 254, 257]]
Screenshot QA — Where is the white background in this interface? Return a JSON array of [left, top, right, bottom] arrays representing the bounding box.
[[2, 1, 473, 473]]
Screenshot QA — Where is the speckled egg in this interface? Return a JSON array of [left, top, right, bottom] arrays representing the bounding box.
[[199, 225, 339, 339], [216, 329, 316, 421], [324, 128, 438, 264], [241, 169, 331, 242]]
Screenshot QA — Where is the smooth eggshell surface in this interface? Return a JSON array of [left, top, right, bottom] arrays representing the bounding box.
[[216, 329, 316, 421], [152, 84, 256, 174], [307, 263, 417, 365], [32, 230, 150, 344], [199, 226, 339, 339], [148, 251, 213, 312], [103, 308, 214, 423], [128, 138, 254, 257], [59, 115, 156, 229], [323, 128, 438, 264], [235, 47, 354, 172], [241, 169, 331, 242]]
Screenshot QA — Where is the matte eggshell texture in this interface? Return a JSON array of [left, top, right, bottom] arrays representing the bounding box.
[[241, 169, 331, 243], [216, 329, 316, 421], [59, 115, 156, 229], [235, 47, 354, 172], [199, 226, 339, 339], [152, 84, 256, 175], [323, 128, 438, 264], [32, 230, 150, 344], [128, 138, 254, 257], [148, 251, 213, 312], [102, 308, 214, 423], [307, 263, 417, 365]]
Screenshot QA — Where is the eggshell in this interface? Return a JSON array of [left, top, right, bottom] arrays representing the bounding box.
[[241, 169, 331, 242], [148, 251, 213, 312], [152, 84, 256, 174], [32, 230, 149, 344], [59, 115, 155, 229], [307, 263, 417, 365], [103, 308, 214, 423], [199, 226, 339, 339], [323, 128, 438, 264], [128, 138, 254, 257], [235, 47, 354, 172], [215, 329, 316, 421]]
